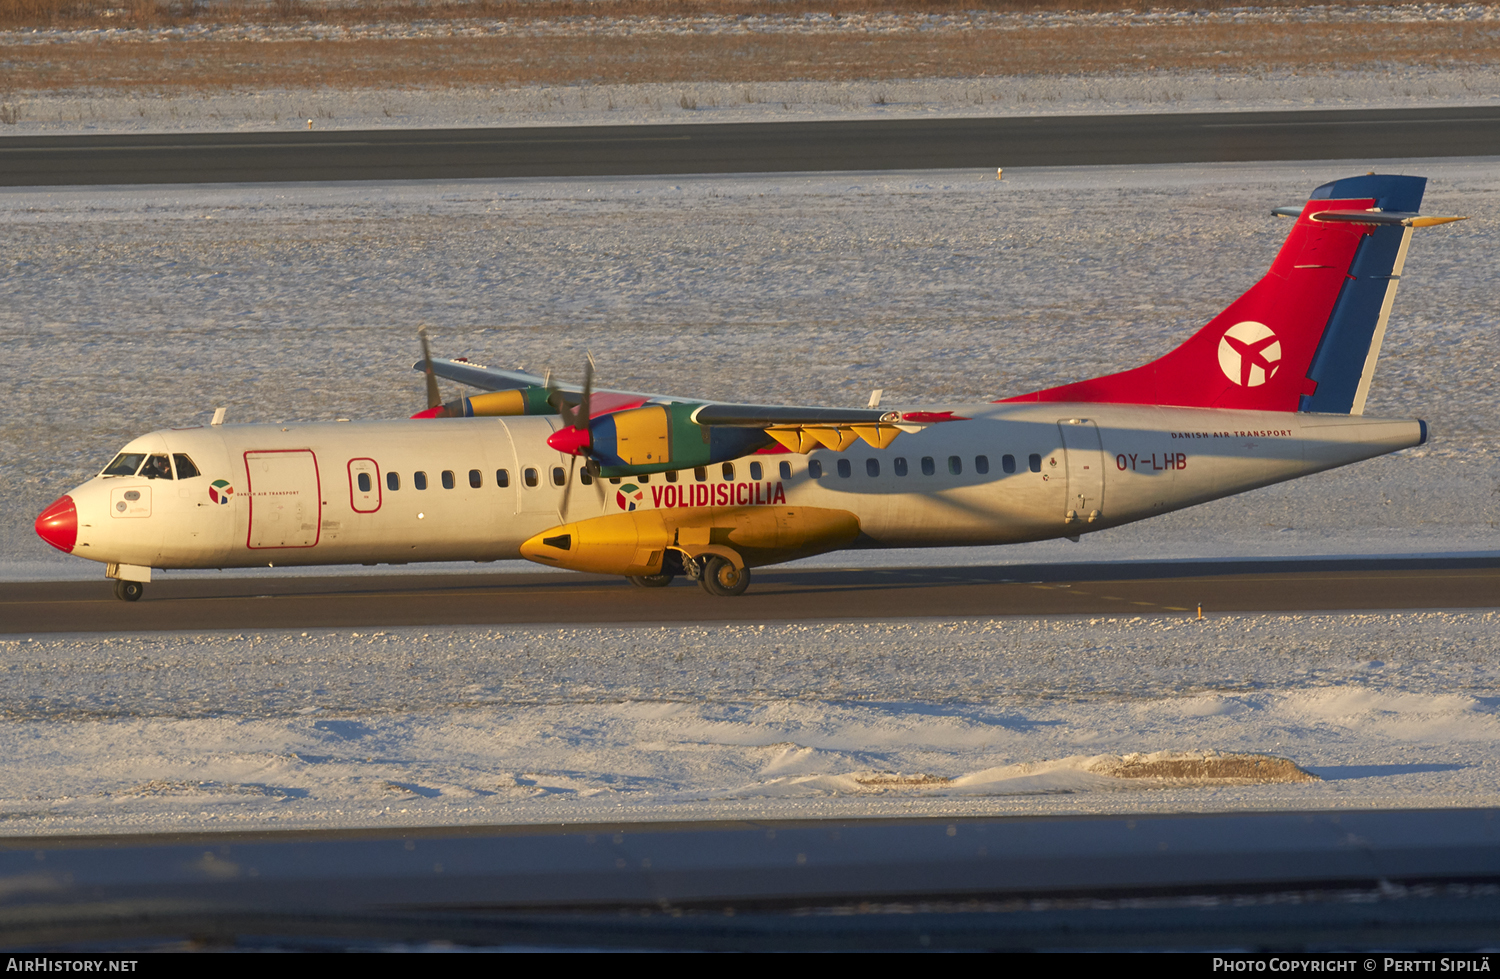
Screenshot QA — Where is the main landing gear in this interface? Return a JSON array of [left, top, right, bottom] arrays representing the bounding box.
[[625, 554, 753, 597], [699, 556, 750, 596], [113, 579, 144, 602]]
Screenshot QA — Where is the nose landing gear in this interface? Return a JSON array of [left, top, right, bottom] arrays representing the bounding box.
[[113, 579, 144, 602]]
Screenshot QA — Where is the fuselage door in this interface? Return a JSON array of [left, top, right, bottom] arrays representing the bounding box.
[[348, 458, 381, 513], [245, 449, 322, 548], [1057, 418, 1105, 525]]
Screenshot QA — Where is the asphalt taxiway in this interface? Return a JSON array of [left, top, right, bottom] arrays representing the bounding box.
[[2, 556, 1494, 633], [3, 808, 1499, 950], [4, 105, 1500, 186]]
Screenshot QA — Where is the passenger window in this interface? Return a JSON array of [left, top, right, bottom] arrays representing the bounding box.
[[414, 471, 428, 490], [581, 470, 593, 485], [975, 455, 989, 475], [1002, 454, 1016, 474], [948, 456, 962, 476], [496, 469, 509, 488], [388, 472, 401, 491], [524, 468, 539, 488], [809, 459, 824, 479], [610, 477, 621, 485], [358, 473, 372, 493], [779, 461, 792, 480], [172, 454, 201, 479], [837, 459, 851, 478], [894, 457, 908, 477], [921, 457, 935, 476], [749, 461, 762, 481], [866, 458, 880, 477], [694, 467, 707, 482], [101, 452, 147, 477], [666, 470, 679, 483], [639, 473, 650, 483], [722, 463, 735, 480], [1029, 453, 1042, 473], [552, 467, 566, 487], [142, 454, 173, 480], [469, 469, 482, 489], [442, 470, 456, 490]]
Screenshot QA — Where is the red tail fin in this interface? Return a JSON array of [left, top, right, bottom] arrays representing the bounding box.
[[999, 174, 1428, 413]]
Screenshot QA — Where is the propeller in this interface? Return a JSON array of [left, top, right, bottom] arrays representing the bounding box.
[[419, 325, 442, 411], [546, 354, 607, 519], [407, 326, 453, 419]]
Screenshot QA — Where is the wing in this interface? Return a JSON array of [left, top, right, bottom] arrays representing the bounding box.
[[414, 356, 962, 475]]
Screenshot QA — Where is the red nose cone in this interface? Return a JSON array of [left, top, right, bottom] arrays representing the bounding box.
[[35, 496, 77, 554], [546, 426, 590, 456]]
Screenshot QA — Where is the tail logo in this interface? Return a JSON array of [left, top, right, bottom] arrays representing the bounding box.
[[1218, 321, 1282, 388]]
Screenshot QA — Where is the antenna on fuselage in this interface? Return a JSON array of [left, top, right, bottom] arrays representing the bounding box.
[[210, 407, 227, 426]]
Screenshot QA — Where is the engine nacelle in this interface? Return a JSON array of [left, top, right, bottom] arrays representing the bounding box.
[[519, 505, 861, 576], [586, 404, 771, 478], [416, 387, 556, 419]]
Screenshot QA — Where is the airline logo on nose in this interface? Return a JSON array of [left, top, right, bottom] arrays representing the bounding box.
[[209, 479, 235, 504], [1218, 321, 1282, 388]]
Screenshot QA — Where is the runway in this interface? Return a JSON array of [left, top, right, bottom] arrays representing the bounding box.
[[4, 106, 1500, 186], [3, 556, 1494, 633]]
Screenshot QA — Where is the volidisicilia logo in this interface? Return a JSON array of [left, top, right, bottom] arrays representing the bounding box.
[[616, 483, 643, 511]]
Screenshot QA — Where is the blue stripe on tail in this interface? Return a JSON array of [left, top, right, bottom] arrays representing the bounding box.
[[1299, 174, 1426, 413]]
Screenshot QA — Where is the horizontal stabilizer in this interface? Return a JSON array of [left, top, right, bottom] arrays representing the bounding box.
[[1310, 210, 1468, 227]]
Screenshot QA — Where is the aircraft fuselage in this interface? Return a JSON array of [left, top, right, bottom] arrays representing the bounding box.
[[51, 402, 1424, 576]]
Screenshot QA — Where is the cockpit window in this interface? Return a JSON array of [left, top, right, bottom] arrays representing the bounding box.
[[172, 454, 201, 479], [140, 454, 173, 480], [101, 453, 147, 477]]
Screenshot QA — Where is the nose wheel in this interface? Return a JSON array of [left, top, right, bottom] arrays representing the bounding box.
[[627, 573, 674, 588], [113, 579, 144, 602]]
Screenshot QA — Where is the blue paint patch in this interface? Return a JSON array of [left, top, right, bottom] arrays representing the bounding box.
[[1300, 175, 1427, 414]]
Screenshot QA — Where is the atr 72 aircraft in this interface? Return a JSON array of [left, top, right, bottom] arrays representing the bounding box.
[[35, 174, 1465, 600]]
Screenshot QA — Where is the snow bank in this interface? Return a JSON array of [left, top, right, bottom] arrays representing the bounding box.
[[0, 611, 1496, 833]]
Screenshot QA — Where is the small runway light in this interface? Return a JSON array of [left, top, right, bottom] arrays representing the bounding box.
[[1197, 603, 1204, 621], [307, 119, 314, 129], [996, 168, 1003, 180]]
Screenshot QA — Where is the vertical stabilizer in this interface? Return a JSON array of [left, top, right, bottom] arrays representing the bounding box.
[[1000, 174, 1430, 414]]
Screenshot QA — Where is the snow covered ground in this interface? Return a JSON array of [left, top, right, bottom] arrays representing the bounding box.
[[2, 157, 1496, 833], [7, 66, 1500, 135], [0, 611, 1496, 834]]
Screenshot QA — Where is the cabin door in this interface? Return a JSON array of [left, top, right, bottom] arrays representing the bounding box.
[[1057, 418, 1105, 525], [245, 449, 322, 548]]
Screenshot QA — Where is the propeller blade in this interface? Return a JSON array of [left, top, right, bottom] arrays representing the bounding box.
[[578, 356, 594, 433], [558, 453, 578, 521], [418, 326, 442, 410]]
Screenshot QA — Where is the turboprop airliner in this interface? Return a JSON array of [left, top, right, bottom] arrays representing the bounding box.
[[34, 174, 1465, 600]]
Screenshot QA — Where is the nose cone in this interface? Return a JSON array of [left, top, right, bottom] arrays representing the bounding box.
[[35, 495, 78, 553]]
